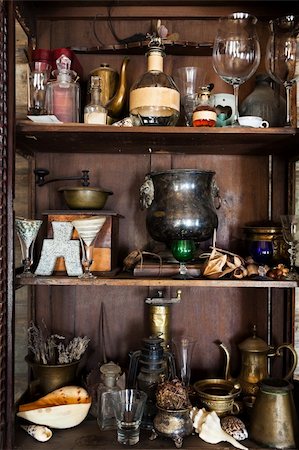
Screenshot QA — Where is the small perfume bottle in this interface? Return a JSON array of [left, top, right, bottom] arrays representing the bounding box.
[[97, 361, 121, 431], [46, 54, 80, 122], [129, 36, 180, 126], [192, 85, 217, 127], [84, 76, 107, 124]]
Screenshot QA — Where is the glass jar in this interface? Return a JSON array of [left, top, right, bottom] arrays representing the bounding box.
[[46, 54, 80, 122], [97, 361, 121, 431], [84, 75, 107, 124], [129, 36, 180, 126], [192, 86, 217, 127]]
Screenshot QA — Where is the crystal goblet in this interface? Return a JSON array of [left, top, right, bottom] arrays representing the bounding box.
[[171, 239, 196, 279], [212, 12, 261, 126], [15, 218, 43, 277], [280, 215, 299, 280], [265, 15, 299, 127], [72, 216, 107, 279]]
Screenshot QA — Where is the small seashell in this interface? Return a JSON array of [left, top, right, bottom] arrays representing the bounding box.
[[21, 424, 52, 442], [220, 416, 248, 441]]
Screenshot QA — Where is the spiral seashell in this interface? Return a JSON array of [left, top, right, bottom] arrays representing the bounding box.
[[21, 424, 52, 442]]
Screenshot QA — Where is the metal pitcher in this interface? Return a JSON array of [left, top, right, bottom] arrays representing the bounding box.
[[238, 326, 297, 397], [250, 378, 299, 448]]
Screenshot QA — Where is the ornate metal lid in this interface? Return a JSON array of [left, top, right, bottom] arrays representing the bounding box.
[[238, 325, 269, 353]]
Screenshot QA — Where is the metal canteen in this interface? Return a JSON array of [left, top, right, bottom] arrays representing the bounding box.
[[237, 326, 298, 397], [250, 378, 299, 449]]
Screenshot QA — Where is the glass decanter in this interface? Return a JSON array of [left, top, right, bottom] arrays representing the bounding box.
[[84, 75, 107, 125], [97, 361, 121, 431], [46, 54, 80, 123], [192, 85, 217, 127], [129, 36, 180, 126]]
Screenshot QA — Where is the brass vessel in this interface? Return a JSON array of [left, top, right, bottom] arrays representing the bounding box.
[[193, 343, 241, 417], [58, 186, 113, 210], [250, 378, 299, 448], [193, 378, 241, 417], [237, 327, 297, 396], [89, 63, 119, 107], [25, 355, 80, 394], [106, 56, 130, 121]]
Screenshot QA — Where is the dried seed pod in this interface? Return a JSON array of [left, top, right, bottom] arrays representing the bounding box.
[[156, 378, 191, 410]]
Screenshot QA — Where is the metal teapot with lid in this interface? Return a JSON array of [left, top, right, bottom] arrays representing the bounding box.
[[237, 325, 297, 397]]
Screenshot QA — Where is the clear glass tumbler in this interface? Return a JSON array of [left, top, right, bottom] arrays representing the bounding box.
[[110, 389, 147, 445]]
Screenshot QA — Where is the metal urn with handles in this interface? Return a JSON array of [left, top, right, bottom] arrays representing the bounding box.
[[140, 169, 219, 243]]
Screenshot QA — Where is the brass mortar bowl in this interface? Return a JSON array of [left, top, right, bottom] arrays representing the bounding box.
[[25, 355, 80, 394], [58, 186, 113, 210], [193, 378, 241, 417]]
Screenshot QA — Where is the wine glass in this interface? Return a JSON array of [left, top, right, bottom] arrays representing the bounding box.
[[15, 218, 43, 277], [265, 15, 299, 127], [171, 239, 196, 279], [72, 216, 106, 279], [280, 215, 299, 280], [212, 12, 261, 126]]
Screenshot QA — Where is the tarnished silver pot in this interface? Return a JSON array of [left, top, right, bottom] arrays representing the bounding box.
[[140, 169, 219, 244]]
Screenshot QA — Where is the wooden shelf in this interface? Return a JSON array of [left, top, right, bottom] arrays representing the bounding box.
[[13, 418, 272, 450], [16, 121, 299, 157], [15, 274, 298, 288], [71, 40, 213, 56]]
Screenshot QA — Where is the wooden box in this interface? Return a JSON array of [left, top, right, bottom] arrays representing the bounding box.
[[42, 210, 121, 273]]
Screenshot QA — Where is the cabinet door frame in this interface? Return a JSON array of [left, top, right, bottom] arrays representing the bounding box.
[[0, 1, 16, 449]]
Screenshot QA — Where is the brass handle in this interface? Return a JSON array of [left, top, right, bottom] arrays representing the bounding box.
[[275, 343, 298, 380]]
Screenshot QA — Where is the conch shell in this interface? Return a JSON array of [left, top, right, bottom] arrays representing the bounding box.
[[17, 386, 91, 429], [21, 424, 52, 442], [190, 407, 248, 450]]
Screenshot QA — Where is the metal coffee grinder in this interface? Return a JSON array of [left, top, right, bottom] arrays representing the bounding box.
[[127, 335, 176, 429]]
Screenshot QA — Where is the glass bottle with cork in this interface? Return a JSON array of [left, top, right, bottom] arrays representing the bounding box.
[[84, 75, 107, 124], [192, 84, 217, 127], [46, 54, 80, 122], [97, 361, 121, 431], [129, 35, 180, 126]]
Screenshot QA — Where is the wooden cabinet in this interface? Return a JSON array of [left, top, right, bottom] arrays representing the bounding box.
[[1, 1, 299, 449]]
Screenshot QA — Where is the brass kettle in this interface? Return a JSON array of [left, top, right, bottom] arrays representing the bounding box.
[[237, 325, 298, 397], [88, 57, 130, 121], [89, 63, 119, 107]]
